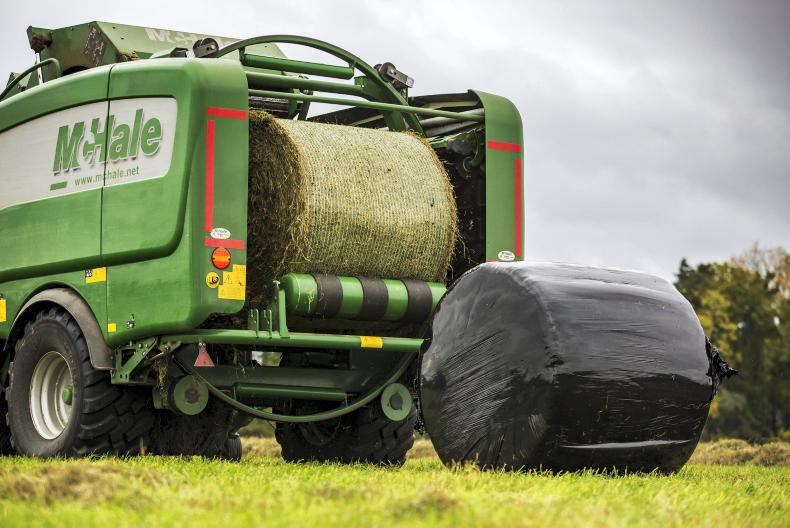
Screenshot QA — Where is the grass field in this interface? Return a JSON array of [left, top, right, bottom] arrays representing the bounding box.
[[0, 438, 787, 528]]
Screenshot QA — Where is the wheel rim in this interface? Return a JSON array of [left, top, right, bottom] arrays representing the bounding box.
[[29, 351, 73, 440]]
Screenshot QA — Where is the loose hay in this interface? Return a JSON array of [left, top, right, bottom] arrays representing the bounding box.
[[247, 111, 458, 306]]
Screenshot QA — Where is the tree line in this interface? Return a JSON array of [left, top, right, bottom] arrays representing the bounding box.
[[675, 244, 789, 441]]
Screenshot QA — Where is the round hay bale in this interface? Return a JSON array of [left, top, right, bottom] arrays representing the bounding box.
[[247, 111, 457, 307]]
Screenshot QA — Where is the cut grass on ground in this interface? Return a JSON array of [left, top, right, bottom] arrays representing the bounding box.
[[0, 440, 787, 528]]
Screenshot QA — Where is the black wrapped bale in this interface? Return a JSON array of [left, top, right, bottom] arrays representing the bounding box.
[[420, 262, 717, 473]]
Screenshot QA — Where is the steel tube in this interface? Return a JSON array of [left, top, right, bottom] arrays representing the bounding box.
[[418, 108, 485, 127], [160, 329, 423, 353], [241, 53, 355, 79], [248, 89, 485, 123], [235, 383, 347, 401], [0, 58, 62, 101], [246, 71, 366, 98]]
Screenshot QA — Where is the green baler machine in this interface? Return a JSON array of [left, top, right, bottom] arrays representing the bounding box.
[[0, 22, 732, 471]]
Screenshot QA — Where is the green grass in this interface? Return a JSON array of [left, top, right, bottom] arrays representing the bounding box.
[[0, 441, 787, 528]]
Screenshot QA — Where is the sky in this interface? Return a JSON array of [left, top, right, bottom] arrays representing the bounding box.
[[3, 0, 789, 281]]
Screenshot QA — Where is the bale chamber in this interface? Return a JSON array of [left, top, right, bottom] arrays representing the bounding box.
[[246, 110, 458, 308]]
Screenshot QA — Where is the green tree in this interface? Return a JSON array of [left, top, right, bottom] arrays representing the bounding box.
[[675, 245, 789, 441]]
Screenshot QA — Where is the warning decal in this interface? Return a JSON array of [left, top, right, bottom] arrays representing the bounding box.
[[218, 264, 246, 301], [360, 336, 384, 349], [85, 267, 107, 284]]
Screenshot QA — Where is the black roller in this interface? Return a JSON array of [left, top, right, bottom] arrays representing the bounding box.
[[420, 262, 728, 473]]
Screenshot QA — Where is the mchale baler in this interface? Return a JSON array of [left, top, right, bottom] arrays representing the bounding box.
[[0, 22, 734, 470]]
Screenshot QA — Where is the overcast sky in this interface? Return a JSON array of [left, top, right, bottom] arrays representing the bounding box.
[[3, 1, 789, 280]]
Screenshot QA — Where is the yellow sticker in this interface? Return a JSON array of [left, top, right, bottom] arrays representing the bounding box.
[[107, 323, 117, 333], [360, 336, 383, 349], [0, 299, 6, 324], [218, 264, 246, 301], [86, 267, 107, 284], [205, 272, 220, 289]]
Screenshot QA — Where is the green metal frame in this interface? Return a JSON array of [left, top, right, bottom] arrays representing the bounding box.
[[0, 23, 523, 425], [217, 35, 423, 132], [176, 348, 417, 423]]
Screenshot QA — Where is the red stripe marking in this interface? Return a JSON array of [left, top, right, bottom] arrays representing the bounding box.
[[207, 107, 247, 120], [204, 238, 245, 250], [488, 140, 522, 153], [514, 158, 523, 257], [204, 120, 215, 232]]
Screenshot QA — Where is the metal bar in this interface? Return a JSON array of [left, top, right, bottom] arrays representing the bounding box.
[[249, 89, 485, 123], [0, 58, 61, 102], [241, 52, 355, 80], [219, 34, 422, 132], [419, 108, 485, 128], [161, 329, 423, 353], [246, 71, 366, 98], [235, 383, 347, 401], [191, 364, 376, 393]]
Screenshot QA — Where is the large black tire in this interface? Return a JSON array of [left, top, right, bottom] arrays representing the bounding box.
[[147, 397, 250, 458], [0, 395, 12, 454], [5, 307, 154, 457], [275, 403, 416, 466], [220, 433, 243, 461]]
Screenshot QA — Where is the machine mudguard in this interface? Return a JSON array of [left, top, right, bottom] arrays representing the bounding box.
[[4, 288, 113, 370]]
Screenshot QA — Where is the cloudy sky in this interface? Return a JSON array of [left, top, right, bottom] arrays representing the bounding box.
[[3, 1, 788, 280]]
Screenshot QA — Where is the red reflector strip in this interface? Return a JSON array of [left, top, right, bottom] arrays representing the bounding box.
[[207, 107, 248, 120], [488, 140, 522, 153], [205, 238, 245, 250], [514, 158, 523, 257], [204, 120, 215, 232]]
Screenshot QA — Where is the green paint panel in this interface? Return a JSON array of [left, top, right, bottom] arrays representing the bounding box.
[[0, 67, 110, 286], [473, 90, 524, 261], [0, 270, 108, 341]]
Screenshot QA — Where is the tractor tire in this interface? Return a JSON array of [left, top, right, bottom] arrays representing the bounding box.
[[275, 402, 416, 466], [220, 433, 243, 461], [5, 307, 154, 457], [147, 397, 250, 458], [0, 396, 12, 454]]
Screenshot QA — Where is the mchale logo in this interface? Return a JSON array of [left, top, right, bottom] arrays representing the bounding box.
[[52, 109, 162, 174]]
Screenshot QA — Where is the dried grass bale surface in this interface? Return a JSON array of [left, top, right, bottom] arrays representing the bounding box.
[[247, 111, 457, 307]]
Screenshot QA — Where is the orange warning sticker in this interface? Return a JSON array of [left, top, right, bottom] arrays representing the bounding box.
[[360, 336, 383, 349], [218, 264, 246, 301]]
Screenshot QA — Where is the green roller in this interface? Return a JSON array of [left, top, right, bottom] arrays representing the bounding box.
[[280, 273, 445, 322]]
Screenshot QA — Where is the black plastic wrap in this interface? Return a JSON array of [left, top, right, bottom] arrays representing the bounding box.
[[420, 262, 716, 472]]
